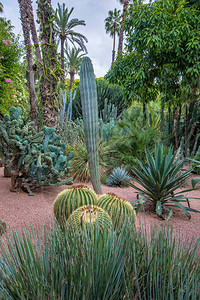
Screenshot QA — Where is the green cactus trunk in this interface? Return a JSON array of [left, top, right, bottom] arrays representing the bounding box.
[[80, 57, 102, 194]]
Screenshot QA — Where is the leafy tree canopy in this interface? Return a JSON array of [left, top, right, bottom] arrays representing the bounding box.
[[106, 0, 200, 104]]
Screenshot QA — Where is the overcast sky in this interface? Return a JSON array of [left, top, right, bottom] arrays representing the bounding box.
[[1, 0, 122, 77]]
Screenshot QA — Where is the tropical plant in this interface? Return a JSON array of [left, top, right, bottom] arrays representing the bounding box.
[[97, 192, 136, 230], [18, 0, 38, 129], [107, 107, 161, 170], [69, 78, 127, 120], [37, 0, 60, 128], [67, 139, 111, 182], [65, 47, 85, 90], [53, 185, 98, 225], [105, 8, 121, 64], [54, 3, 88, 78], [106, 167, 131, 187], [66, 205, 113, 232], [129, 144, 200, 221], [190, 151, 200, 175]]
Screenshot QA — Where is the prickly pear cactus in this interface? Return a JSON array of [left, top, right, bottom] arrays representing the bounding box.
[[0, 106, 74, 195], [66, 205, 113, 232], [97, 193, 136, 230], [53, 185, 98, 225], [80, 57, 102, 194]]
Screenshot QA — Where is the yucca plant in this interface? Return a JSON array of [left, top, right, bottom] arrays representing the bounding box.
[[67, 205, 113, 232], [129, 144, 200, 221], [106, 167, 131, 187]]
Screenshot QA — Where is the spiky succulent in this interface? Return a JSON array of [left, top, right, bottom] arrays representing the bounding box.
[[66, 205, 113, 232], [97, 193, 136, 230], [53, 185, 98, 225], [106, 167, 131, 187]]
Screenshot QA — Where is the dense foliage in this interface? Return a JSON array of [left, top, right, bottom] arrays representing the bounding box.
[[106, 0, 200, 104], [0, 17, 28, 115]]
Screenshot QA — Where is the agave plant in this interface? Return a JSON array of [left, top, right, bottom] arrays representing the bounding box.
[[129, 144, 200, 221], [106, 167, 131, 187]]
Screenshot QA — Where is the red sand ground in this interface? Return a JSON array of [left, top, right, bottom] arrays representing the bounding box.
[[0, 167, 200, 246]]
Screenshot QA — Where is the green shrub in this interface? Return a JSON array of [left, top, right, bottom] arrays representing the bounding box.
[[130, 144, 200, 221], [191, 151, 200, 175]]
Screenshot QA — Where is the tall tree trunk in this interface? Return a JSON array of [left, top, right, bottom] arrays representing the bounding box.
[[69, 71, 75, 90], [112, 23, 116, 64], [118, 0, 129, 54], [37, 0, 60, 128], [18, 0, 38, 131], [60, 36, 66, 81], [27, 0, 42, 78]]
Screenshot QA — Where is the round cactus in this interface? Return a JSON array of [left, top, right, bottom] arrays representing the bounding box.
[[97, 193, 136, 230], [66, 205, 113, 232], [53, 185, 98, 225]]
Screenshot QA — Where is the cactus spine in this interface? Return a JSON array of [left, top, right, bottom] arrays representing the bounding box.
[[80, 57, 102, 194], [67, 205, 113, 232], [53, 185, 98, 225], [97, 193, 136, 230]]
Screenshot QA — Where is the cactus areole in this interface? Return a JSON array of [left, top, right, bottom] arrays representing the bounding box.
[[80, 57, 102, 194]]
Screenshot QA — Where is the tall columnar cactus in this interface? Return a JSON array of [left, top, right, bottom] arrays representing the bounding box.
[[97, 193, 136, 230], [53, 185, 98, 225], [80, 57, 102, 194], [66, 205, 113, 232]]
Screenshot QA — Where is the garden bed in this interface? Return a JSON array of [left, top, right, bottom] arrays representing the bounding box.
[[0, 167, 200, 246]]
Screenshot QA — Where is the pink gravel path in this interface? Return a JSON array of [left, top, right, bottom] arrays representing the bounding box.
[[0, 167, 200, 246]]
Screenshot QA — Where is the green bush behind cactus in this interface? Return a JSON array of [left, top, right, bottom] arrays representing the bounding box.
[[66, 205, 113, 233], [53, 185, 98, 225], [97, 193, 136, 230]]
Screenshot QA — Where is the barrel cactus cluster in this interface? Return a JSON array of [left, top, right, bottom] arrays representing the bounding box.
[[53, 185, 136, 233]]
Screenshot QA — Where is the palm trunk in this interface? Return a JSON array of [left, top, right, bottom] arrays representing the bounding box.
[[69, 71, 75, 90], [60, 36, 66, 81], [18, 0, 38, 131], [118, 0, 129, 54], [37, 0, 59, 128], [27, 0, 42, 78], [112, 23, 116, 64]]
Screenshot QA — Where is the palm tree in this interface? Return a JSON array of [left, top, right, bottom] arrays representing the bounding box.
[[65, 47, 85, 90], [105, 8, 121, 64], [37, 0, 59, 128], [18, 0, 38, 130], [118, 0, 143, 53], [117, 0, 129, 53], [0, 2, 3, 13], [54, 3, 88, 79]]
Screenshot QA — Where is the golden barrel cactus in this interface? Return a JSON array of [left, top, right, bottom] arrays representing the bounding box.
[[67, 205, 113, 232], [97, 193, 136, 230], [53, 185, 98, 225]]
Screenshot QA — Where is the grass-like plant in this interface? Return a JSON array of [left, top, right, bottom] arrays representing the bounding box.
[[129, 144, 200, 221], [0, 223, 200, 299]]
